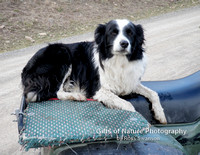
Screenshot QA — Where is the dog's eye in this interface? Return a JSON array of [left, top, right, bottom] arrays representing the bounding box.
[[111, 29, 118, 36], [126, 29, 133, 36]]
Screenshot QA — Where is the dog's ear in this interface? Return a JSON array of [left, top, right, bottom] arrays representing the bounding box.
[[95, 24, 106, 45], [127, 24, 145, 61], [135, 24, 145, 46]]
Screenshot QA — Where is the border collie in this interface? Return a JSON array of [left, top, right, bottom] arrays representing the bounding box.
[[21, 19, 167, 124]]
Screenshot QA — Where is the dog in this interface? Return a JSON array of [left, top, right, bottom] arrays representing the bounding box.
[[21, 19, 167, 124]]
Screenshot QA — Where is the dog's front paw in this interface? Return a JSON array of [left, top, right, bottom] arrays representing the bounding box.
[[93, 89, 136, 112], [113, 99, 136, 112], [152, 103, 167, 124], [155, 110, 167, 124]]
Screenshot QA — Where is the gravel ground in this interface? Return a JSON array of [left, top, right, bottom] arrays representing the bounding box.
[[0, 5, 200, 155]]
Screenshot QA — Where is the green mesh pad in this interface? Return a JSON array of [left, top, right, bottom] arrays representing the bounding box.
[[19, 100, 149, 151]]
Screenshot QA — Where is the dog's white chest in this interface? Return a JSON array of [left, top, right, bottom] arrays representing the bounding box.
[[100, 55, 146, 95]]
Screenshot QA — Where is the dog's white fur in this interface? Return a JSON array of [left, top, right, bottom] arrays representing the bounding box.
[[113, 20, 132, 54]]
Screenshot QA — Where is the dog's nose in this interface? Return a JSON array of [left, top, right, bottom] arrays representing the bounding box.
[[120, 40, 129, 49]]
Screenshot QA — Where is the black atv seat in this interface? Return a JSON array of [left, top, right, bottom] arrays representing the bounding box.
[[123, 71, 200, 124]]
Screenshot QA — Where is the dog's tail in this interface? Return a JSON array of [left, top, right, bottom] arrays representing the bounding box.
[[22, 75, 53, 102], [21, 43, 71, 102]]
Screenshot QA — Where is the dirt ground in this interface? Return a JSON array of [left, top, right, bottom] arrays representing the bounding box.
[[0, 0, 200, 53]]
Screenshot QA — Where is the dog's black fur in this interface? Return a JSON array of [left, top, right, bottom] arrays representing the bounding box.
[[22, 42, 101, 101]]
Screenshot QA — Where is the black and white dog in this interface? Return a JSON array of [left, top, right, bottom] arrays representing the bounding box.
[[22, 19, 167, 124]]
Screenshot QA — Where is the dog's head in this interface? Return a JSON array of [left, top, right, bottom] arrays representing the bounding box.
[[95, 19, 145, 61]]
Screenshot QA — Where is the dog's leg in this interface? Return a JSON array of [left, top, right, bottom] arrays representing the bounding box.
[[57, 92, 87, 101], [93, 88, 135, 112], [135, 84, 167, 124], [56, 66, 87, 102]]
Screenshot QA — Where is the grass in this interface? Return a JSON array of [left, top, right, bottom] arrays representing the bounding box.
[[0, 0, 200, 53]]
